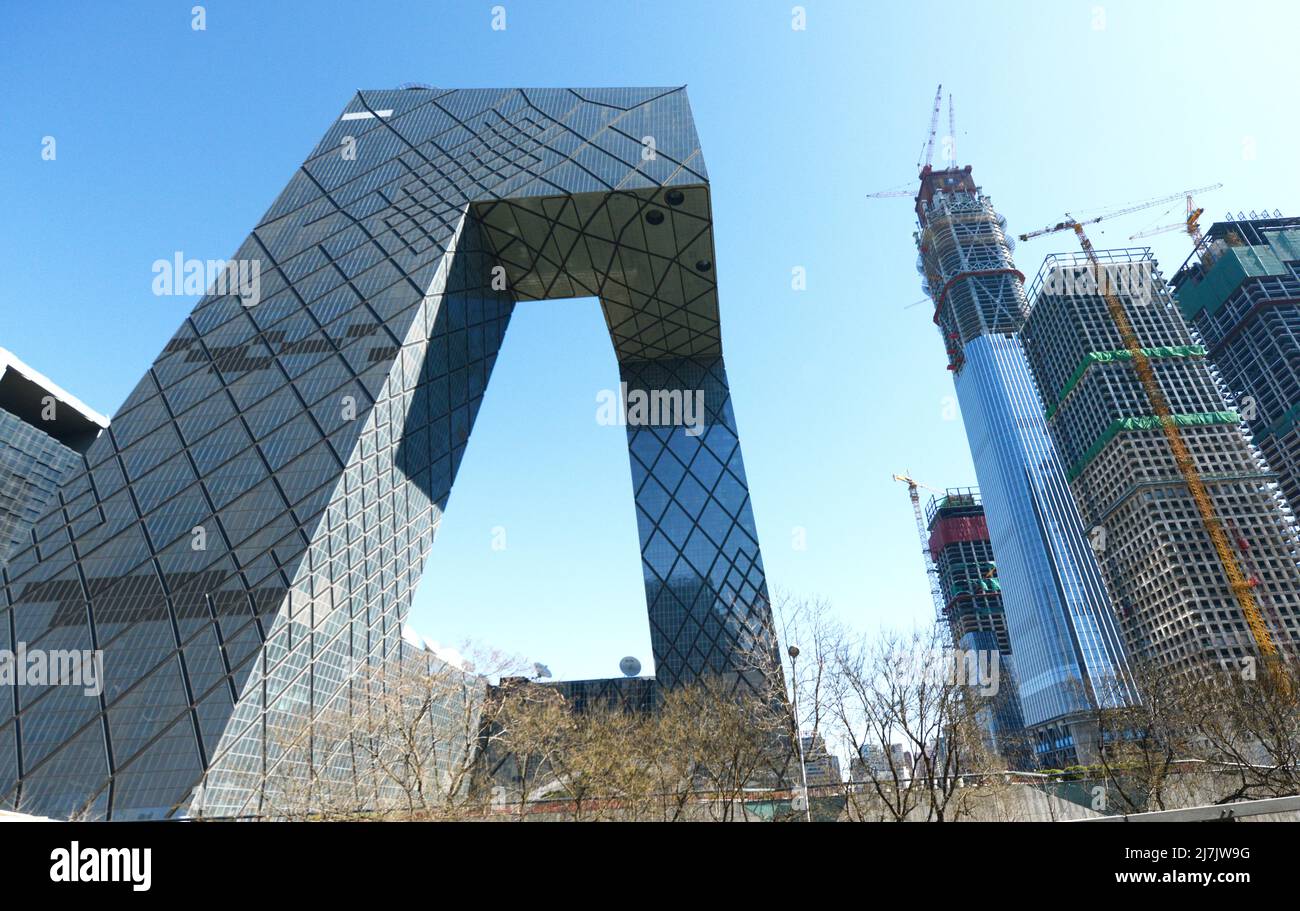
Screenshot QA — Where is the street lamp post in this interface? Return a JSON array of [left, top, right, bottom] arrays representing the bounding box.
[[787, 644, 812, 823]]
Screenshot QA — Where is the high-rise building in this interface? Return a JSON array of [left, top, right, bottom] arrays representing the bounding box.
[[926, 488, 1009, 652], [799, 732, 842, 787], [1022, 248, 1300, 672], [849, 742, 912, 782], [1, 87, 773, 820], [0, 349, 108, 562], [914, 165, 1134, 767], [1171, 216, 1300, 514], [925, 488, 1026, 762]]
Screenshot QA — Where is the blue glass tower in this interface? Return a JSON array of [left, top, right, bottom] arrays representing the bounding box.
[[915, 166, 1134, 766]]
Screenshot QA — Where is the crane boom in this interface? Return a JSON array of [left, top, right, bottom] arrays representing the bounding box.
[[946, 93, 955, 165], [918, 84, 943, 174], [1129, 196, 1206, 242], [867, 185, 914, 199], [1018, 183, 1222, 242], [893, 473, 948, 624]]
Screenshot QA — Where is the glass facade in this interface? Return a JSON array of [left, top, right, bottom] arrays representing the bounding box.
[[0, 411, 81, 564], [0, 351, 106, 564], [953, 336, 1132, 724], [914, 166, 1134, 762], [1, 87, 773, 819]]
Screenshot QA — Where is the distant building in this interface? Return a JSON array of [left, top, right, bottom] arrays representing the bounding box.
[[0, 348, 107, 562], [799, 732, 841, 787], [850, 742, 912, 781]]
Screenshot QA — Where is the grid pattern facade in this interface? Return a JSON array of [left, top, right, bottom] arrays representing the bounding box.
[[1, 87, 773, 820], [915, 166, 1134, 762], [1024, 250, 1300, 673], [925, 490, 1011, 654], [0, 411, 82, 564]]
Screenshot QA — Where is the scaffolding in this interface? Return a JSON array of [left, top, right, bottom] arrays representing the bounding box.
[[1024, 247, 1300, 672]]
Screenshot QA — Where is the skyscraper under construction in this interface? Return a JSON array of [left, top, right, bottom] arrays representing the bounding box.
[[915, 165, 1134, 766], [1023, 249, 1300, 671], [925, 488, 1025, 762], [1172, 215, 1300, 517]]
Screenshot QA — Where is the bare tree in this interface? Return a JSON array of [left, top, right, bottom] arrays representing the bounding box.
[[830, 624, 1002, 822], [249, 642, 525, 820], [1187, 656, 1300, 803], [486, 679, 574, 819], [1092, 660, 1197, 812]]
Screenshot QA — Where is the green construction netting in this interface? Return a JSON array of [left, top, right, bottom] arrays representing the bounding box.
[[1045, 346, 1207, 420], [951, 577, 1002, 596], [1067, 411, 1241, 481], [1174, 230, 1300, 322], [1256, 401, 1300, 443]]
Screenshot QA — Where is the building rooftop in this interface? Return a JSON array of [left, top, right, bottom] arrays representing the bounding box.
[[0, 347, 108, 452]]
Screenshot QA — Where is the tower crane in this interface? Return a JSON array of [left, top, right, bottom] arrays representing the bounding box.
[[1129, 192, 1223, 270], [916, 84, 944, 175], [1017, 183, 1222, 243], [893, 473, 949, 624], [870, 86, 955, 200], [1016, 188, 1285, 677], [1128, 193, 1207, 244]]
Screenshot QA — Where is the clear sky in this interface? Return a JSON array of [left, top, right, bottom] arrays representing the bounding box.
[[3, 0, 1296, 680]]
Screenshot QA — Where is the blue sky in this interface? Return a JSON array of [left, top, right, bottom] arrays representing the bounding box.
[[3, 0, 1297, 680]]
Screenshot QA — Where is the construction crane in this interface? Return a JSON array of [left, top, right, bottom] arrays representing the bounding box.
[[1129, 192, 1224, 271], [916, 84, 944, 175], [1018, 183, 1222, 243], [1019, 199, 1284, 676], [946, 92, 955, 165], [871, 87, 953, 199], [1128, 193, 1207, 244], [893, 473, 949, 624], [866, 184, 914, 199], [1224, 517, 1291, 662]]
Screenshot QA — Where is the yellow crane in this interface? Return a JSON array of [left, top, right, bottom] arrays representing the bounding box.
[[1020, 203, 1282, 669], [1127, 194, 1207, 245], [1018, 183, 1221, 244]]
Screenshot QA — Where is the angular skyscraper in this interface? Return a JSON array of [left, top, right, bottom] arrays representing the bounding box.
[[0, 349, 108, 563], [1171, 216, 1300, 513], [1, 87, 773, 819], [925, 489, 1026, 762], [914, 165, 1133, 767], [1024, 249, 1300, 671]]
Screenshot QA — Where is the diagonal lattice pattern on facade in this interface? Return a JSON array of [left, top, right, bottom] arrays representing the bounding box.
[[0, 87, 773, 819]]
